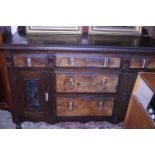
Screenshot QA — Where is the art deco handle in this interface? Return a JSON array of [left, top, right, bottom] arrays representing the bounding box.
[[69, 58, 75, 67], [142, 58, 146, 68], [98, 100, 103, 111], [69, 78, 74, 89], [101, 79, 107, 89], [68, 101, 73, 111], [26, 58, 31, 67], [103, 57, 109, 67], [45, 92, 49, 102]]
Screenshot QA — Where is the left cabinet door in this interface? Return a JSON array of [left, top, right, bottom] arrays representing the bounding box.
[[14, 70, 49, 121]]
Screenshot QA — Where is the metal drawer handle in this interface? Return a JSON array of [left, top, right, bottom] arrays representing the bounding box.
[[101, 79, 107, 89], [45, 92, 49, 102], [104, 57, 109, 67], [68, 101, 73, 111], [142, 58, 146, 68], [98, 101, 104, 111], [69, 78, 74, 89], [69, 58, 75, 67], [26, 58, 31, 67]]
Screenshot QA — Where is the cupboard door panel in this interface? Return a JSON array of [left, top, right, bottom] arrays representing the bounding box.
[[15, 71, 49, 120]]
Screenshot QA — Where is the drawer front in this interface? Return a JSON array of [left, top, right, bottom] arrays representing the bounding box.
[[13, 54, 47, 67], [130, 57, 155, 69], [57, 97, 114, 116], [56, 73, 119, 93], [56, 54, 121, 68]]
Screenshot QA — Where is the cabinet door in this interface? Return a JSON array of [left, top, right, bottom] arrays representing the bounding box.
[[15, 70, 49, 121]]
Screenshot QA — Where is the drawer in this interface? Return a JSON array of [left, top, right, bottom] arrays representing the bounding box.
[[130, 57, 155, 69], [55, 54, 121, 68], [13, 54, 47, 67], [57, 97, 114, 116], [56, 73, 119, 93]]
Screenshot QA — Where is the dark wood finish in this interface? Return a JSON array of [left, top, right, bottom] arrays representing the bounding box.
[[57, 97, 114, 116], [0, 52, 12, 110], [1, 33, 155, 125], [124, 95, 155, 129]]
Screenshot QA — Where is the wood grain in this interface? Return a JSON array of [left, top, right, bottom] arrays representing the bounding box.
[[13, 54, 46, 67], [124, 96, 155, 129], [130, 58, 155, 69], [57, 97, 114, 116], [56, 55, 121, 68], [56, 73, 119, 93]]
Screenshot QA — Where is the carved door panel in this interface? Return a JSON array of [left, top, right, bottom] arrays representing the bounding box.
[[15, 70, 49, 121]]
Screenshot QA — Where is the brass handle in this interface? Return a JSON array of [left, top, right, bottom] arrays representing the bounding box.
[[142, 59, 146, 68], [26, 58, 31, 67], [103, 57, 109, 67], [98, 101, 103, 111], [101, 79, 107, 89], [68, 101, 73, 111], [69, 58, 75, 67], [69, 78, 74, 89]]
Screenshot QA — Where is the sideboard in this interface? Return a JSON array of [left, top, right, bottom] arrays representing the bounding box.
[[1, 33, 155, 128]]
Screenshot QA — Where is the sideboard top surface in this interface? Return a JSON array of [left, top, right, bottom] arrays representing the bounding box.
[[1, 33, 155, 52]]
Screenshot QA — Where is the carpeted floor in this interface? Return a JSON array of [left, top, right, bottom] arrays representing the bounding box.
[[0, 110, 123, 129]]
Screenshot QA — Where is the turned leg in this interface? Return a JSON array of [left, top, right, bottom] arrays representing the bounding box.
[[15, 122, 22, 129]]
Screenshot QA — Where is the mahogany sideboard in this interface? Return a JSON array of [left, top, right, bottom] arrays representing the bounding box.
[[1, 33, 155, 128]]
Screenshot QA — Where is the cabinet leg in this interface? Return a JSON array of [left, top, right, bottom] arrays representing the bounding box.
[[15, 123, 22, 129]]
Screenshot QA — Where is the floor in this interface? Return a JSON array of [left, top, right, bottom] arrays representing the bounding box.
[[0, 110, 123, 129]]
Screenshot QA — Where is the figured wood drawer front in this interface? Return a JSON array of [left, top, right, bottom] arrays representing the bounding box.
[[56, 55, 121, 68], [130, 58, 155, 69], [57, 97, 114, 116], [13, 54, 46, 67], [56, 73, 119, 93]]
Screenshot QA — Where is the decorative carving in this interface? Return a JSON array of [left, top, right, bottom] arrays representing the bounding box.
[[25, 79, 40, 111]]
